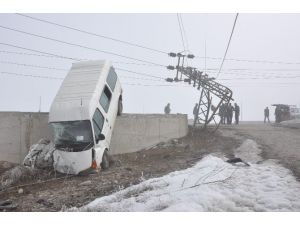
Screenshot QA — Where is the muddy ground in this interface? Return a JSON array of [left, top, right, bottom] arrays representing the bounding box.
[[0, 127, 240, 212], [220, 123, 300, 181]]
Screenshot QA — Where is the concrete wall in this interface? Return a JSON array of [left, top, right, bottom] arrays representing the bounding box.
[[0, 112, 52, 163], [0, 112, 188, 163], [109, 114, 188, 155]]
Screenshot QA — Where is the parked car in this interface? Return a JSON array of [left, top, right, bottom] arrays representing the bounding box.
[[49, 60, 123, 174], [272, 104, 300, 123], [290, 106, 300, 120]]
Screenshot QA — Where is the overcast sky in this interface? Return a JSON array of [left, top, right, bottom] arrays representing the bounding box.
[[0, 13, 300, 120]]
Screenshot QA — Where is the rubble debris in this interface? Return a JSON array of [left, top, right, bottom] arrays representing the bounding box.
[[0, 165, 51, 191], [79, 180, 92, 186], [0, 200, 17, 211], [226, 157, 250, 166], [23, 138, 56, 169], [147, 138, 190, 150], [0, 161, 17, 175], [36, 198, 54, 207]]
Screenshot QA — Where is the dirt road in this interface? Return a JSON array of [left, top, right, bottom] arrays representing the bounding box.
[[220, 122, 300, 180]]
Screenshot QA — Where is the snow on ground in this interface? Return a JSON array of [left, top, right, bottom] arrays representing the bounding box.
[[70, 139, 300, 212], [281, 119, 300, 129]]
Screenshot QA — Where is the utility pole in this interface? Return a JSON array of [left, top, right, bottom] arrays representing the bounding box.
[[38, 96, 41, 113], [166, 52, 233, 131]]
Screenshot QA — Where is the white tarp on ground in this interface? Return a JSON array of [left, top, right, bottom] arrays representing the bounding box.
[[280, 119, 300, 129], [71, 139, 300, 212]]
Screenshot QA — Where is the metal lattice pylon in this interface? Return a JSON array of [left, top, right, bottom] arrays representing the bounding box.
[[166, 54, 233, 130]]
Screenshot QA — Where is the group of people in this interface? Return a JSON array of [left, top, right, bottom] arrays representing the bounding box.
[[165, 102, 285, 124], [166, 102, 240, 125], [191, 102, 240, 125], [219, 103, 240, 125]]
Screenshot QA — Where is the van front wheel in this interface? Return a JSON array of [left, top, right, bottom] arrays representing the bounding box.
[[101, 150, 109, 170], [117, 99, 123, 116]]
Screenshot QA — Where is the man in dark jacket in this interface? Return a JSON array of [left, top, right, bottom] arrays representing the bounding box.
[[227, 103, 234, 124], [164, 103, 171, 114], [234, 103, 240, 124], [193, 103, 199, 121], [264, 107, 270, 123]]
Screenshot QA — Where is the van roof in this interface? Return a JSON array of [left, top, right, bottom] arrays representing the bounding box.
[[49, 60, 112, 122]]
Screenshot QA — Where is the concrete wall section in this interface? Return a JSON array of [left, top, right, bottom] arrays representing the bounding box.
[[0, 112, 188, 163], [0, 112, 52, 163], [109, 114, 188, 155]]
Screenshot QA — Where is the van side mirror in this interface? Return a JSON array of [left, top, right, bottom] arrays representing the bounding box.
[[97, 133, 105, 142]]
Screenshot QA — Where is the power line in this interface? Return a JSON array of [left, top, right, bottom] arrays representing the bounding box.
[[215, 13, 239, 79], [177, 13, 186, 52], [122, 82, 190, 87], [0, 60, 68, 71], [119, 75, 163, 82], [16, 13, 168, 55], [197, 55, 300, 65], [219, 75, 300, 81], [0, 71, 63, 80], [0, 58, 166, 80], [179, 14, 189, 52], [203, 68, 300, 72], [0, 43, 84, 61], [115, 68, 165, 80], [0, 50, 58, 58], [0, 48, 160, 67], [209, 70, 300, 78], [0, 70, 189, 88], [3, 54, 300, 82], [0, 25, 166, 67]]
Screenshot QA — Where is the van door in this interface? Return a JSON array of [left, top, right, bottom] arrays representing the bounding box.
[[92, 108, 107, 166], [99, 85, 113, 143]]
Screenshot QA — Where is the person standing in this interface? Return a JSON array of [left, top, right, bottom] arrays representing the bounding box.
[[193, 103, 199, 121], [234, 103, 240, 124], [264, 107, 270, 123], [219, 103, 224, 124], [223, 103, 228, 124], [164, 103, 171, 114], [227, 103, 234, 124]]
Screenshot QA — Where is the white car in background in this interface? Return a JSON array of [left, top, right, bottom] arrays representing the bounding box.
[[49, 60, 123, 174]]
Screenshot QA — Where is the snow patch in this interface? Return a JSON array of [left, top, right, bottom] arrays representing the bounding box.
[[70, 139, 300, 211], [234, 139, 262, 163]]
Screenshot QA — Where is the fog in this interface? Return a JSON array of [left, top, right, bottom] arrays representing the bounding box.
[[0, 13, 299, 120]]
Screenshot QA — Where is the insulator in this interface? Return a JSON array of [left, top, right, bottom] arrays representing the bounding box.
[[167, 65, 175, 70], [168, 52, 177, 57], [187, 54, 195, 59], [165, 78, 174, 82], [177, 53, 183, 57]]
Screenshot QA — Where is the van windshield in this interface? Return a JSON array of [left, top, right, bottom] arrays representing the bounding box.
[[51, 120, 94, 151]]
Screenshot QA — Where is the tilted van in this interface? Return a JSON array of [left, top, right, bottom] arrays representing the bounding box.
[[49, 60, 123, 174]]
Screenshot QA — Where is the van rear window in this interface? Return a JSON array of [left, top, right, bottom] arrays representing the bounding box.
[[99, 86, 112, 113], [106, 67, 117, 91]]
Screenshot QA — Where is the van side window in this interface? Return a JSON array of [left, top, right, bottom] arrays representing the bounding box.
[[92, 109, 104, 139], [106, 67, 117, 91], [99, 85, 112, 113]]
